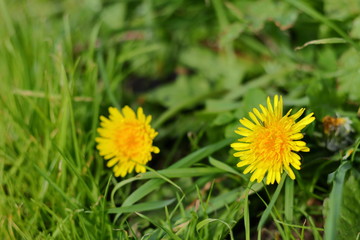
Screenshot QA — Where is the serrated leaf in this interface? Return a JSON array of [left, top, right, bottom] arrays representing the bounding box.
[[338, 172, 360, 239]]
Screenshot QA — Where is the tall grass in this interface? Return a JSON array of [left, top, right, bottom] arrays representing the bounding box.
[[1, 0, 359, 239]]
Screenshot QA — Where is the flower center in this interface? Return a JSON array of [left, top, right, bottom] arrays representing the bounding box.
[[115, 120, 149, 160], [252, 121, 290, 162]]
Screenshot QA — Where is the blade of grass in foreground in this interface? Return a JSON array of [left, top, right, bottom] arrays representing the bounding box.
[[244, 181, 253, 240], [209, 157, 247, 180], [284, 177, 294, 222], [121, 138, 233, 207], [257, 174, 286, 240], [324, 161, 352, 240], [284, 177, 294, 238], [196, 218, 234, 240], [110, 167, 225, 204], [108, 199, 175, 214], [295, 38, 347, 50], [136, 212, 182, 240], [34, 165, 78, 208]]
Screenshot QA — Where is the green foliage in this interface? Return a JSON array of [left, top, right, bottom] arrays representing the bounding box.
[[1, 0, 360, 239], [338, 171, 360, 239]]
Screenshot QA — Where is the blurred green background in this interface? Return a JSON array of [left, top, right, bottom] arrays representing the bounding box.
[[0, 0, 359, 239]]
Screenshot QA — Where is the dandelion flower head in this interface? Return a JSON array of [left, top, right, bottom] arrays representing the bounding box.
[[231, 95, 315, 184], [96, 106, 159, 177]]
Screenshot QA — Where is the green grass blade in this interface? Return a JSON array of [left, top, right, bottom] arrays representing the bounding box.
[[285, 177, 294, 223], [121, 138, 233, 207], [53, 143, 94, 200], [257, 175, 286, 239], [298, 209, 323, 240], [138, 167, 224, 179], [33, 164, 78, 208], [111, 168, 224, 206], [295, 38, 347, 50], [244, 181, 253, 240], [135, 212, 182, 240], [209, 157, 246, 179], [351, 137, 360, 162], [284, 178, 294, 238], [108, 199, 175, 214], [324, 161, 352, 240], [145, 166, 184, 194], [170, 138, 234, 169], [285, 0, 360, 51], [100, 175, 113, 239], [97, 52, 120, 109], [274, 219, 324, 232], [196, 218, 234, 240]]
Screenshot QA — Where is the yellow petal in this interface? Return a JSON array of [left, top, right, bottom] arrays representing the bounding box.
[[152, 146, 160, 153], [137, 107, 146, 122], [284, 165, 295, 180], [122, 105, 136, 119], [107, 158, 119, 167], [290, 133, 303, 140], [275, 172, 281, 183], [249, 112, 261, 126], [235, 127, 253, 136], [253, 108, 264, 122], [236, 160, 249, 167], [267, 96, 274, 114], [290, 108, 305, 121], [109, 107, 123, 121], [240, 118, 256, 130], [231, 142, 250, 150]]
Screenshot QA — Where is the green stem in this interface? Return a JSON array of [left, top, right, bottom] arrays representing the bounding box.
[[284, 177, 294, 238], [257, 174, 287, 240], [244, 181, 253, 240], [285, 177, 294, 222], [285, 0, 360, 51]]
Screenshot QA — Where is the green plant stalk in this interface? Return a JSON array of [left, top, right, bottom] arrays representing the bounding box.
[[244, 181, 253, 240], [257, 174, 286, 240], [324, 161, 352, 240], [351, 137, 360, 162], [285, 0, 360, 51], [121, 138, 233, 207], [285, 177, 294, 238]]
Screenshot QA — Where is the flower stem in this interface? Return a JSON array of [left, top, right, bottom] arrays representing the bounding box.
[[284, 177, 294, 237], [244, 181, 253, 240], [257, 174, 287, 240]]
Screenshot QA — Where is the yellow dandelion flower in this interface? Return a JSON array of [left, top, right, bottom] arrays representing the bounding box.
[[231, 95, 315, 185], [96, 106, 159, 177]]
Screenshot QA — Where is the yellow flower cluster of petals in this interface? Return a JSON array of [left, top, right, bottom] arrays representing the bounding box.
[[96, 106, 159, 177], [96, 95, 314, 183], [231, 95, 315, 184]]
